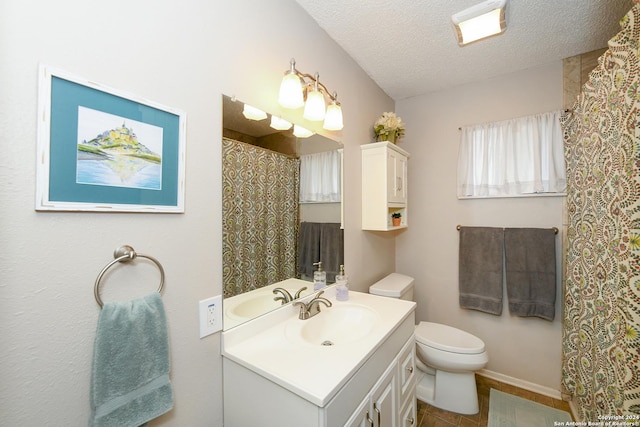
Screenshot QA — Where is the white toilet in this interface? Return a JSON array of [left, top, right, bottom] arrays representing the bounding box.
[[369, 273, 489, 415]]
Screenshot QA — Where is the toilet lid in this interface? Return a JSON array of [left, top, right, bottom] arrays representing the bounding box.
[[415, 322, 485, 354]]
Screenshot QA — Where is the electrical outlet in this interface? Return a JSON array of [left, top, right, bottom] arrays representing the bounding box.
[[199, 295, 222, 338]]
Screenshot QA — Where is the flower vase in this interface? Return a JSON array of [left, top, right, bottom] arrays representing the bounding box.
[[377, 132, 397, 144], [387, 133, 397, 144]]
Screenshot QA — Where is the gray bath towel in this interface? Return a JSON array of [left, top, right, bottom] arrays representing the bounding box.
[[459, 226, 504, 315], [298, 222, 344, 282], [90, 292, 173, 426], [504, 228, 557, 321]]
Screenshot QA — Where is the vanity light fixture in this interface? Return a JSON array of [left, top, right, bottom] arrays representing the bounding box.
[[242, 104, 267, 121], [293, 124, 313, 138], [270, 115, 293, 131], [323, 96, 344, 131], [278, 58, 344, 131], [452, 0, 507, 46], [303, 75, 326, 121]]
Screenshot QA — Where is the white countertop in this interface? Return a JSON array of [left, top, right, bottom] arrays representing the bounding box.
[[222, 287, 416, 406]]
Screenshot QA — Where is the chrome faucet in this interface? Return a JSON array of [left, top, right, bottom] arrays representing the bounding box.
[[273, 286, 308, 305], [273, 288, 293, 304], [293, 290, 332, 320], [294, 286, 308, 299]]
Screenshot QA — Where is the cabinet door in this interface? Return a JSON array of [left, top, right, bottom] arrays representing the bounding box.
[[344, 395, 374, 427], [387, 151, 407, 204], [371, 363, 398, 427]]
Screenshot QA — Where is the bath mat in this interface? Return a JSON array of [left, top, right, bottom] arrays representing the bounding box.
[[488, 389, 572, 427]]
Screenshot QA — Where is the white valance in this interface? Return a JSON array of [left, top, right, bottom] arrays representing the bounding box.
[[299, 150, 341, 203], [457, 111, 566, 198]]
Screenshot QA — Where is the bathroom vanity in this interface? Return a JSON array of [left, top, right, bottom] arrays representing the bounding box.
[[222, 288, 417, 427]]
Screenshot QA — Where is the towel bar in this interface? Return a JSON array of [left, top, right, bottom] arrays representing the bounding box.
[[456, 225, 558, 234], [94, 245, 165, 308]]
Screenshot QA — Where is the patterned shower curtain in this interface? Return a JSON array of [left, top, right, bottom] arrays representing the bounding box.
[[560, 3, 640, 419], [221, 138, 300, 298]]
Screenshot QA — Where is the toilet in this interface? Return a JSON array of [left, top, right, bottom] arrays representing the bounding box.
[[369, 273, 489, 415]]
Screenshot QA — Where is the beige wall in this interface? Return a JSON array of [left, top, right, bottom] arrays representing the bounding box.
[[395, 62, 565, 392], [0, 0, 394, 425], [563, 48, 607, 109]]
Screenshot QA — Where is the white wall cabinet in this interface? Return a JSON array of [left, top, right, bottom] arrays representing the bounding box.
[[361, 142, 410, 231]]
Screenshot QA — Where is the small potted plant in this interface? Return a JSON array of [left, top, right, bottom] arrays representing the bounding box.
[[391, 212, 402, 227], [374, 112, 405, 144]]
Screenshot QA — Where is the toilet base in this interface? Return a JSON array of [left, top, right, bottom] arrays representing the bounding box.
[[415, 369, 479, 415]]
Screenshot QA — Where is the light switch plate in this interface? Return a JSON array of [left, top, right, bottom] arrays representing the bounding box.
[[199, 295, 222, 338]]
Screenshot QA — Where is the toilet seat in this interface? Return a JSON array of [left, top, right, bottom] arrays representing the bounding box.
[[415, 322, 485, 354]]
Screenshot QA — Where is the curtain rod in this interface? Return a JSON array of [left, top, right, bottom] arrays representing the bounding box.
[[458, 109, 572, 130]]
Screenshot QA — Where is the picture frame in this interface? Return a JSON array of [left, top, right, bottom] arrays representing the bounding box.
[[36, 65, 186, 212]]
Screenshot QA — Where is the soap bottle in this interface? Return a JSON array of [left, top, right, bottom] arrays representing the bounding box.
[[313, 261, 326, 291], [335, 265, 349, 301]]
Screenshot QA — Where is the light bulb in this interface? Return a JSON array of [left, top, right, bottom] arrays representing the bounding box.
[[303, 90, 326, 121], [270, 116, 292, 130], [278, 72, 304, 109], [242, 104, 267, 121], [323, 102, 343, 131], [293, 125, 313, 138]]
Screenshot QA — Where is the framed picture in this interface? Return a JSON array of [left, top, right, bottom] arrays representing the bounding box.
[[36, 65, 186, 212]]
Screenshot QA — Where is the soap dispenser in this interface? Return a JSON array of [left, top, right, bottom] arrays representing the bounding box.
[[335, 265, 349, 301], [313, 261, 326, 291]]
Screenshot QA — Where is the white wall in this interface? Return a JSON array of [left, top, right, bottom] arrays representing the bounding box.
[[396, 62, 565, 391], [0, 0, 394, 425]]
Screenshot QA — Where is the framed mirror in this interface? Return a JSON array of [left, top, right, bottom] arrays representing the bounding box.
[[221, 95, 344, 330]]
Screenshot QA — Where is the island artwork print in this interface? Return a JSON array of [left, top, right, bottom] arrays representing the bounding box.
[[76, 107, 163, 191], [36, 65, 186, 213]]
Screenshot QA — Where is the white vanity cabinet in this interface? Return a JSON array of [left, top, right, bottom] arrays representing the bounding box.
[[222, 291, 416, 427], [345, 337, 416, 427], [361, 141, 410, 231]]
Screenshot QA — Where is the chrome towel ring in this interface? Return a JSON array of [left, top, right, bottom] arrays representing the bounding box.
[[94, 245, 165, 308]]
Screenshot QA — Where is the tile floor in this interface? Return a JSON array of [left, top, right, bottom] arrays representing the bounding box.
[[415, 374, 573, 427]]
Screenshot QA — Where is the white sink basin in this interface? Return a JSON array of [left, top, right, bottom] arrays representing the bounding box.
[[230, 293, 282, 318], [222, 288, 416, 406], [286, 303, 380, 346], [224, 278, 312, 329]]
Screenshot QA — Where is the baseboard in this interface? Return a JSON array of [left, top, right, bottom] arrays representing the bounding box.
[[477, 369, 563, 400]]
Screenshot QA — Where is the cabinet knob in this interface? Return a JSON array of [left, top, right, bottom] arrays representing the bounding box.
[[407, 366, 413, 373], [407, 416, 415, 425]]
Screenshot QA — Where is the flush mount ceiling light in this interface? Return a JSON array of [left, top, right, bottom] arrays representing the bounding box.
[[278, 58, 344, 131], [452, 0, 507, 46]]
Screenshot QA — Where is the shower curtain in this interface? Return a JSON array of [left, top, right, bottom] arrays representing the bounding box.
[[222, 138, 300, 298], [560, 3, 640, 419]]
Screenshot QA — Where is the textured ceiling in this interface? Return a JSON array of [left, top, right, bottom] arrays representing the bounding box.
[[294, 0, 635, 100]]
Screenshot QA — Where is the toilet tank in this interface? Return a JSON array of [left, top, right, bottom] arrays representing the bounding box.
[[369, 273, 415, 301]]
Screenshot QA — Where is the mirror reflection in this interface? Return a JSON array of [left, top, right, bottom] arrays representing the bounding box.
[[222, 95, 344, 330]]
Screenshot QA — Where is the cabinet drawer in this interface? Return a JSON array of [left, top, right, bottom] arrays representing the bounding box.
[[400, 392, 417, 427], [398, 335, 416, 399]]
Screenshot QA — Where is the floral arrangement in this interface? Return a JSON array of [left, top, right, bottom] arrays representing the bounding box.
[[374, 112, 405, 143]]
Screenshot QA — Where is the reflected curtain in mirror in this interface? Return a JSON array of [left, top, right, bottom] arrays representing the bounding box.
[[222, 138, 300, 298], [299, 150, 341, 203]]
